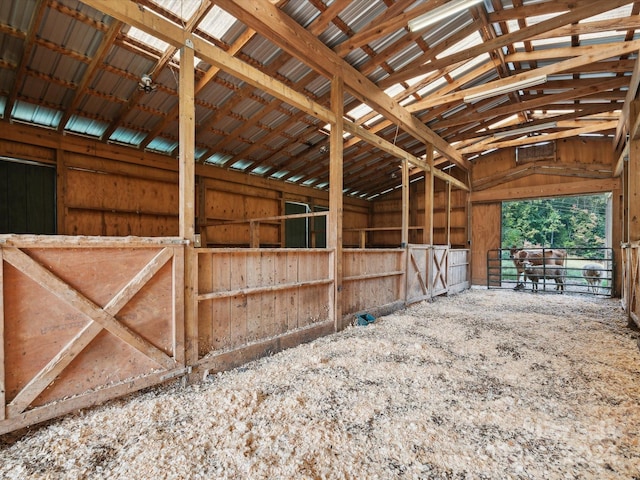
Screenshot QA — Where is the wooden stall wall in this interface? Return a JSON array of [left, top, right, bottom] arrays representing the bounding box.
[[198, 177, 281, 247], [0, 235, 186, 435], [369, 176, 469, 248], [195, 248, 335, 373], [0, 124, 371, 244], [62, 152, 179, 236], [342, 249, 406, 320]]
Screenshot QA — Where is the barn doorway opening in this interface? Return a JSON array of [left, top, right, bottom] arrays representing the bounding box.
[[0, 157, 56, 234], [488, 193, 613, 295]]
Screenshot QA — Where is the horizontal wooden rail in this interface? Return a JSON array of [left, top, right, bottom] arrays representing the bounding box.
[[197, 278, 333, 301], [202, 211, 329, 248], [343, 226, 423, 248], [205, 211, 329, 226], [342, 270, 405, 282]]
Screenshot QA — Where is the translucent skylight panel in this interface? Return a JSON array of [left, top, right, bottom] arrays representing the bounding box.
[[205, 153, 233, 165], [154, 0, 200, 21], [449, 53, 491, 82], [488, 114, 519, 130], [348, 103, 373, 120], [12, 100, 61, 128], [65, 115, 107, 137], [199, 5, 238, 40], [436, 31, 483, 60], [582, 4, 631, 22], [531, 37, 571, 48], [526, 12, 567, 27], [416, 76, 447, 97], [252, 165, 271, 175], [127, 26, 169, 52], [384, 84, 405, 98], [109, 127, 147, 147], [230, 159, 253, 170], [364, 114, 383, 127], [146, 136, 178, 154]]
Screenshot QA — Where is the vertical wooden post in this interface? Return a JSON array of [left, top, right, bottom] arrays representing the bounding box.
[[179, 40, 197, 369], [629, 114, 640, 243], [329, 76, 343, 331], [445, 181, 452, 246], [401, 159, 409, 247], [423, 145, 434, 245]]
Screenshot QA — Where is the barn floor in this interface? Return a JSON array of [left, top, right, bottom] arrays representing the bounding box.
[[2, 289, 639, 479]]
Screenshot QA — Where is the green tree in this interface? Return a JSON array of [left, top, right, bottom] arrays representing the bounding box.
[[501, 194, 607, 250]]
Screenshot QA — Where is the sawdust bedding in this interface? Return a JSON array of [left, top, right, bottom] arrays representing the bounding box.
[[1, 288, 639, 479]]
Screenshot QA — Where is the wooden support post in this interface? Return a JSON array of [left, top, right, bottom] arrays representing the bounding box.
[[445, 181, 452, 246], [179, 40, 198, 369], [424, 145, 434, 245], [401, 160, 409, 247], [629, 104, 640, 242], [329, 75, 344, 331]]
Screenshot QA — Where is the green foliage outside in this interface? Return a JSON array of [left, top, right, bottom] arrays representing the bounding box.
[[501, 194, 608, 257]]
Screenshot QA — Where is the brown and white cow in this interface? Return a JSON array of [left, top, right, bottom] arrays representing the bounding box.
[[509, 247, 567, 291], [521, 259, 565, 293]]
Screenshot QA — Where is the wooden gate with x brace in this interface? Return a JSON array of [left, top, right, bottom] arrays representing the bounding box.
[[406, 245, 449, 304], [0, 236, 186, 435]]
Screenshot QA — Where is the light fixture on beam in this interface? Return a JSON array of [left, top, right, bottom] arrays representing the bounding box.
[[408, 0, 484, 32], [493, 121, 557, 138], [463, 75, 547, 103]]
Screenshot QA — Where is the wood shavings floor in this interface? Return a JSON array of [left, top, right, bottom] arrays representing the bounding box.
[[2, 288, 639, 479]]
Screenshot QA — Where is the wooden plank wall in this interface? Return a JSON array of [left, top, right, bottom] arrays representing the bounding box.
[[342, 249, 406, 319], [448, 249, 471, 294], [195, 248, 335, 372], [470, 203, 502, 285], [0, 124, 371, 243], [199, 178, 281, 247], [370, 176, 469, 248], [63, 153, 179, 236]]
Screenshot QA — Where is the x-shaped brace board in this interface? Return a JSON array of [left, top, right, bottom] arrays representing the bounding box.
[[2, 247, 177, 416]]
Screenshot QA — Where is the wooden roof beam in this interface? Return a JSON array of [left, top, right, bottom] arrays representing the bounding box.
[[409, 41, 640, 112], [213, 0, 468, 170], [83, 0, 468, 188], [385, 0, 632, 86]]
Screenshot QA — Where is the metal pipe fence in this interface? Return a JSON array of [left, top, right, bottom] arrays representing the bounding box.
[[487, 247, 614, 296]]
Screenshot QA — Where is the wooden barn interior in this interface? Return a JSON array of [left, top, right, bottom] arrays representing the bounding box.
[[0, 0, 639, 435]]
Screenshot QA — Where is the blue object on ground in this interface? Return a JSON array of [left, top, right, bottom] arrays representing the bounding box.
[[356, 313, 376, 326]]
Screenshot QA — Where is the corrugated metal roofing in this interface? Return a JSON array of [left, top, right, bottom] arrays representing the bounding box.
[[0, 0, 637, 197]]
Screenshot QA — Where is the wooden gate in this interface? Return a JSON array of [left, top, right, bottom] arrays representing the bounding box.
[[0, 235, 186, 434], [431, 246, 449, 297], [406, 245, 452, 304], [622, 242, 639, 326], [406, 244, 431, 304]]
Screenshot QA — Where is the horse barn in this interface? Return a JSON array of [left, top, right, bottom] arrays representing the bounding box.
[[1, 0, 640, 476]]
